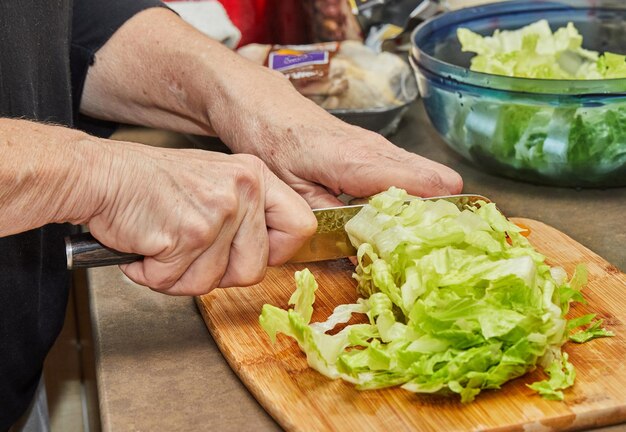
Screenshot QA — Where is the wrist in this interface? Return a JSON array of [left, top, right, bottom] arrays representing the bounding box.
[[0, 119, 112, 235], [56, 136, 115, 226]]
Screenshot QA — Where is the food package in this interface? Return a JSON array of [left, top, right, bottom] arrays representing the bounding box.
[[238, 40, 417, 111]]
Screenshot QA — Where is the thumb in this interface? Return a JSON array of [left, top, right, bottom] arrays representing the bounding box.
[[263, 169, 318, 265]]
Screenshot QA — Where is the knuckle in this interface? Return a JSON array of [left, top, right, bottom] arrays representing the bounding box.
[[138, 258, 189, 293], [146, 273, 178, 291], [423, 170, 446, 191], [211, 191, 240, 223], [154, 264, 224, 295], [183, 276, 221, 296], [231, 155, 264, 198], [237, 169, 262, 198], [226, 266, 266, 287], [184, 220, 215, 249], [238, 272, 265, 287]]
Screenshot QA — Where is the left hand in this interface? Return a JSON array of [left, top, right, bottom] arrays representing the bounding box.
[[206, 63, 463, 208], [82, 8, 462, 209]]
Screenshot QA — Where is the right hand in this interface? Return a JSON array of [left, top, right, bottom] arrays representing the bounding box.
[[84, 140, 317, 295]]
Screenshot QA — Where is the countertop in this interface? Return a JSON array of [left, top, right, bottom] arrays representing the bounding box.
[[89, 101, 625, 431]]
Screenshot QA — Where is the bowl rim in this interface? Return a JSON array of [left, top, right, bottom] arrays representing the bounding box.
[[411, 0, 626, 95]]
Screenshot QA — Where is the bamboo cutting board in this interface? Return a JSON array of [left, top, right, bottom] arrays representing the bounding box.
[[196, 218, 626, 432]]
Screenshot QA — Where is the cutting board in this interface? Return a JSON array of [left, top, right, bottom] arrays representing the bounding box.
[[196, 218, 626, 432]]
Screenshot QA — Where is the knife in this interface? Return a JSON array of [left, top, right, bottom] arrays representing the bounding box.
[[65, 194, 489, 269]]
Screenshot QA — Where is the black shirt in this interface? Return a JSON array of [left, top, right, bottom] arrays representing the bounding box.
[[0, 1, 164, 429]]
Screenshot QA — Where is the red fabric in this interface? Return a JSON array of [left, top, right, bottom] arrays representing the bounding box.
[[220, 0, 310, 46], [164, 0, 311, 46]]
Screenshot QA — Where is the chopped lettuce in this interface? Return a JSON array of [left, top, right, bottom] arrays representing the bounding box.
[[259, 188, 611, 402], [449, 21, 626, 186], [527, 352, 576, 401], [446, 96, 626, 186], [598, 52, 626, 79], [457, 20, 626, 80], [569, 319, 615, 343]]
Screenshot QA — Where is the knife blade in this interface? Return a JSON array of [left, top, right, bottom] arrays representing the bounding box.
[[288, 193, 490, 263], [65, 194, 490, 269]]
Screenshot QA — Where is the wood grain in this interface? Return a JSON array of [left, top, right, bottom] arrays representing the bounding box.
[[196, 218, 626, 432]]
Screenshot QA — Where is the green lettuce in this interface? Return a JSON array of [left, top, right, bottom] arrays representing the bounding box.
[[457, 19, 626, 80], [450, 21, 626, 187], [569, 318, 615, 343], [259, 188, 613, 402], [446, 95, 626, 186], [527, 352, 575, 401]]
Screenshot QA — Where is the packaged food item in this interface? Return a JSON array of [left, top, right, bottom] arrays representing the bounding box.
[[238, 40, 416, 111], [267, 42, 341, 83]]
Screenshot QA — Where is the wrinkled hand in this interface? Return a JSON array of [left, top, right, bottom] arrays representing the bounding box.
[[86, 141, 316, 294], [266, 122, 464, 208], [81, 8, 461, 212], [209, 63, 463, 209]]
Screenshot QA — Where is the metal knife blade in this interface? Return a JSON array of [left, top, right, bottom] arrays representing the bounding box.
[[288, 194, 490, 263], [65, 194, 490, 269]]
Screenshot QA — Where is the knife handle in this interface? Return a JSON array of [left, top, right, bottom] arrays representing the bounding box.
[[65, 232, 143, 269]]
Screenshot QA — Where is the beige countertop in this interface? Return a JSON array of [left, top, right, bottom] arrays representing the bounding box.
[[89, 101, 625, 431]]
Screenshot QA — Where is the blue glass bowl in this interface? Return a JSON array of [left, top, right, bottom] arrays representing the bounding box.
[[410, 0, 626, 187]]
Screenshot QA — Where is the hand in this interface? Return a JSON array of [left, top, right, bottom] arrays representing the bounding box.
[[262, 120, 464, 208], [86, 141, 316, 294], [207, 62, 463, 209], [79, 9, 461, 209]]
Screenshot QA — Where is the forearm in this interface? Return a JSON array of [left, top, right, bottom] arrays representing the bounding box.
[[80, 8, 230, 136], [80, 8, 337, 146], [0, 119, 106, 236], [80, 7, 463, 205]]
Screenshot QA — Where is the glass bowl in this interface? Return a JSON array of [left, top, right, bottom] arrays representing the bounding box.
[[410, 0, 626, 187]]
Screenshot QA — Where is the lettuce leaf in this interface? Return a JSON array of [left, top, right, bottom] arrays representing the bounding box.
[[569, 319, 615, 343], [448, 96, 626, 185], [457, 20, 626, 80], [527, 352, 576, 401], [449, 20, 626, 186], [260, 188, 610, 402]]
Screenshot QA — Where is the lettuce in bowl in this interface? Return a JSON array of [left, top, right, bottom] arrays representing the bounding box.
[[457, 19, 626, 80]]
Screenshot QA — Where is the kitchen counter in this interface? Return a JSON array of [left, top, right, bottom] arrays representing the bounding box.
[[89, 101, 625, 431]]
